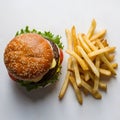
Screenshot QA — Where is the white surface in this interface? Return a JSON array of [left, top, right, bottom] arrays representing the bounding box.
[[0, 0, 120, 120]]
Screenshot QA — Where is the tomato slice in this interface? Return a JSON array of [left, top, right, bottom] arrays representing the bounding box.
[[8, 73, 17, 81], [59, 49, 63, 64]]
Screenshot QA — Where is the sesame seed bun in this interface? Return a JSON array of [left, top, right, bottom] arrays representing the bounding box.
[[4, 33, 54, 82]]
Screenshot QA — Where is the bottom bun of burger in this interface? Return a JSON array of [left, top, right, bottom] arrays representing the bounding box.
[[4, 32, 63, 91]]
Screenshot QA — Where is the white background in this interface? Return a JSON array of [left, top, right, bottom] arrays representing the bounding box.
[[0, 0, 120, 120]]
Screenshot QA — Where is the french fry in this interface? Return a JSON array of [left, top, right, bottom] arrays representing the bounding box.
[[88, 71, 99, 92], [93, 76, 99, 92], [101, 63, 118, 69], [87, 19, 96, 39], [76, 35, 81, 46], [59, 57, 72, 99], [111, 63, 118, 68], [84, 71, 90, 81], [77, 46, 99, 77], [66, 50, 89, 70], [69, 76, 83, 104], [90, 29, 106, 41], [65, 29, 73, 50], [99, 54, 116, 75], [95, 56, 100, 69], [82, 87, 89, 96], [68, 68, 74, 73], [71, 26, 78, 49], [72, 58, 82, 87], [93, 56, 100, 91], [83, 35, 98, 51], [96, 40, 116, 61], [78, 33, 92, 53], [93, 91, 102, 99], [85, 36, 116, 74], [81, 80, 102, 99], [99, 68, 111, 76], [102, 39, 109, 47], [99, 82, 107, 91], [71, 26, 81, 55], [108, 54, 115, 62], [88, 46, 115, 58]]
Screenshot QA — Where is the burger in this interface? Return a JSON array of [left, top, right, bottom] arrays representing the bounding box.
[[4, 26, 64, 91]]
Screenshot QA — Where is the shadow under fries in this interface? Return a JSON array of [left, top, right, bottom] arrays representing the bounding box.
[[100, 75, 116, 89]]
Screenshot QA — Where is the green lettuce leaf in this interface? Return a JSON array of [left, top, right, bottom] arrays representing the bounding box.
[[15, 26, 64, 49]]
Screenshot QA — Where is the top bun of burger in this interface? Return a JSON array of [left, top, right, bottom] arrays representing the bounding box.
[[4, 33, 54, 82]]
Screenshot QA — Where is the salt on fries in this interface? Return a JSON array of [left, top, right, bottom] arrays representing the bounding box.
[[59, 19, 118, 104]]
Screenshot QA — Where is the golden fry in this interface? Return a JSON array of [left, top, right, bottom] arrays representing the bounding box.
[[84, 71, 90, 81], [95, 56, 100, 68], [88, 47, 116, 58], [111, 63, 118, 68], [77, 46, 99, 77], [65, 29, 73, 50], [88, 71, 99, 92], [99, 54, 116, 75], [69, 76, 83, 104], [90, 29, 106, 41], [72, 58, 82, 87], [81, 80, 102, 99], [108, 54, 115, 61], [101, 63, 118, 69], [96, 40, 115, 61], [99, 82, 107, 91], [66, 50, 89, 70], [78, 33, 92, 53], [83, 35, 98, 51], [58, 57, 72, 99], [71, 26, 78, 49], [87, 19, 96, 39], [102, 39, 108, 47], [99, 68, 111, 76]]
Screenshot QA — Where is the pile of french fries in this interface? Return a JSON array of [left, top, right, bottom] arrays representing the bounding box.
[[59, 19, 118, 104]]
